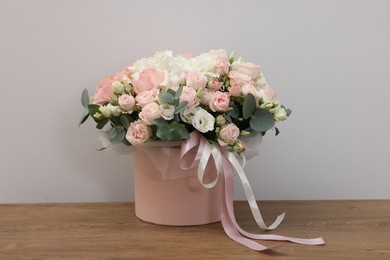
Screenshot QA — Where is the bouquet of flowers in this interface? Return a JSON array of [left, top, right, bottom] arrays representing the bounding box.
[[79, 49, 291, 153]]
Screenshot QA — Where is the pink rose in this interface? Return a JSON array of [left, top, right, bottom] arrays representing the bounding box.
[[208, 78, 223, 91], [180, 86, 199, 107], [228, 70, 252, 88], [228, 85, 241, 97], [139, 102, 162, 125], [132, 68, 165, 94], [185, 71, 207, 90], [200, 88, 213, 105], [242, 83, 261, 103], [208, 49, 228, 61], [234, 62, 261, 80], [126, 120, 150, 145], [219, 123, 240, 145], [118, 94, 135, 111], [258, 84, 276, 102], [135, 89, 158, 107], [92, 78, 115, 105], [215, 60, 230, 75], [112, 66, 131, 82], [209, 91, 230, 112]]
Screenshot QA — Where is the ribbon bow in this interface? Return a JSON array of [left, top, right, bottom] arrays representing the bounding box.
[[180, 131, 325, 251]]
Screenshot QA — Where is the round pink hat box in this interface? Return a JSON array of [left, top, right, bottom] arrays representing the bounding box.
[[133, 149, 220, 226]]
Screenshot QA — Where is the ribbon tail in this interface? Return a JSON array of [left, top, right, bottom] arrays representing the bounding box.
[[226, 152, 284, 230], [220, 157, 282, 251], [220, 153, 325, 250]]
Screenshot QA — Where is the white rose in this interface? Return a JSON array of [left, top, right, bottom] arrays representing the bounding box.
[[180, 106, 200, 124], [160, 104, 175, 120], [192, 108, 215, 133]]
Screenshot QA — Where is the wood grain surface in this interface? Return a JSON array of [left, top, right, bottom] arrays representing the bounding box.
[[0, 201, 389, 259]]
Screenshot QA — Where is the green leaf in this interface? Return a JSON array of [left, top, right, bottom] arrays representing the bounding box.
[[81, 89, 89, 108], [96, 118, 108, 129], [227, 104, 239, 119], [286, 108, 292, 117], [87, 104, 100, 116], [107, 126, 126, 144], [156, 122, 189, 141], [153, 117, 169, 126], [170, 122, 189, 140], [250, 109, 275, 132], [78, 109, 89, 127], [175, 85, 183, 100], [275, 127, 280, 136], [156, 125, 173, 141], [243, 93, 256, 119], [166, 89, 176, 97], [174, 101, 188, 114], [159, 93, 174, 104], [120, 115, 130, 129]]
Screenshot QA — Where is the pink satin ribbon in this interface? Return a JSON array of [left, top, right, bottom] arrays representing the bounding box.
[[180, 131, 325, 252]]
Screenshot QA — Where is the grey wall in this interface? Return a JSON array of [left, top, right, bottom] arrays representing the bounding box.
[[1, 0, 389, 203]]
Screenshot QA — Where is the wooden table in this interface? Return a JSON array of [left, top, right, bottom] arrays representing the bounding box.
[[0, 201, 389, 259]]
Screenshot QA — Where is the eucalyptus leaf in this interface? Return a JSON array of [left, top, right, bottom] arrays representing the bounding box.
[[175, 85, 183, 100], [166, 89, 176, 97], [174, 101, 188, 114], [88, 104, 100, 116], [107, 126, 125, 144], [153, 117, 169, 126], [156, 125, 173, 140], [78, 109, 89, 127], [275, 127, 280, 136], [159, 93, 174, 104], [96, 119, 108, 129], [250, 109, 275, 132], [120, 115, 130, 129], [97, 118, 108, 129], [81, 89, 89, 108], [243, 93, 256, 119], [227, 104, 239, 119], [96, 118, 108, 129]]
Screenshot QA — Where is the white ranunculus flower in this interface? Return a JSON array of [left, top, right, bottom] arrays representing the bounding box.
[[192, 108, 215, 133], [160, 104, 175, 120], [180, 106, 200, 123]]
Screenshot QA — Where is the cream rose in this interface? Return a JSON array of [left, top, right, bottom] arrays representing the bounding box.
[[180, 86, 199, 107], [118, 94, 135, 112], [126, 121, 150, 145], [215, 60, 230, 75], [185, 71, 207, 90], [135, 89, 158, 107], [139, 102, 162, 125], [233, 61, 261, 80]]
